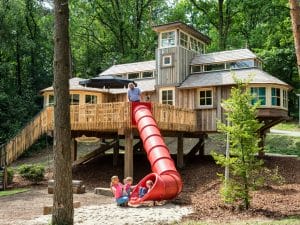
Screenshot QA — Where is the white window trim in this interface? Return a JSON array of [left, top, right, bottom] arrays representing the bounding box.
[[196, 88, 213, 109], [159, 30, 177, 49], [127, 72, 141, 80], [162, 54, 173, 67], [141, 70, 154, 78], [159, 87, 175, 106]]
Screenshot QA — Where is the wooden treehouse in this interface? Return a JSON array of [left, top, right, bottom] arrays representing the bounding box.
[[0, 22, 291, 190]]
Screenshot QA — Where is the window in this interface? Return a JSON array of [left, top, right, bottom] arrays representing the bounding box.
[[228, 60, 254, 69], [191, 65, 202, 73], [271, 88, 281, 106], [85, 95, 97, 104], [180, 32, 188, 48], [48, 95, 54, 106], [142, 71, 153, 78], [251, 87, 266, 105], [204, 63, 225, 71], [162, 55, 173, 67], [161, 31, 175, 47], [128, 73, 140, 79], [161, 89, 174, 105], [199, 89, 213, 106], [70, 94, 80, 105], [283, 89, 288, 108]]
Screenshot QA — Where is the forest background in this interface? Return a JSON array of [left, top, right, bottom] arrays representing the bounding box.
[[0, 0, 299, 145]]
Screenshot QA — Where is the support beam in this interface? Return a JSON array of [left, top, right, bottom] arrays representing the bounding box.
[[258, 131, 266, 158], [113, 137, 119, 168], [124, 130, 133, 178], [198, 136, 205, 156], [177, 134, 184, 168], [71, 138, 77, 162]]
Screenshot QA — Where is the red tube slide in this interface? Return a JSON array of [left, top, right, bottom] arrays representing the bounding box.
[[129, 103, 183, 204]]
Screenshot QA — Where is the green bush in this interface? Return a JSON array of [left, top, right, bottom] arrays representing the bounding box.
[[7, 167, 14, 184], [18, 164, 45, 183]]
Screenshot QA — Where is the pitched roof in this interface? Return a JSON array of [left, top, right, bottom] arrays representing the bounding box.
[[100, 60, 156, 76], [109, 78, 156, 94], [191, 49, 258, 65], [152, 21, 211, 44], [179, 68, 290, 89], [40, 77, 106, 93]]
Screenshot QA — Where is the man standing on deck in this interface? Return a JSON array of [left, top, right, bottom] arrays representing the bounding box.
[[128, 82, 141, 102]]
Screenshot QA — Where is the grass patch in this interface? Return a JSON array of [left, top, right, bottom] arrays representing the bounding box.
[[175, 216, 300, 225], [273, 122, 300, 132], [265, 134, 300, 156], [0, 188, 30, 197]]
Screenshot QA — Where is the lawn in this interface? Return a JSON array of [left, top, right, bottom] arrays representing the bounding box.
[[0, 188, 30, 197], [265, 134, 300, 156], [273, 121, 300, 132]]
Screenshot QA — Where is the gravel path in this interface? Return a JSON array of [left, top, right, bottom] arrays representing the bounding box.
[[17, 203, 193, 225]]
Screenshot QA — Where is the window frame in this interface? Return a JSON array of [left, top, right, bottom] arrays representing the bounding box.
[[48, 94, 54, 106], [250, 87, 266, 106], [127, 72, 140, 79], [141, 71, 154, 78], [160, 88, 175, 105], [85, 94, 97, 104], [271, 87, 281, 107], [282, 89, 288, 108], [197, 88, 213, 108], [70, 94, 80, 105], [160, 30, 176, 48], [162, 54, 173, 67]]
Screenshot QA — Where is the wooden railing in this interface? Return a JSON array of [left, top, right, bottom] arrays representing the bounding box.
[[1, 108, 50, 166], [152, 103, 197, 132], [1, 102, 199, 166]]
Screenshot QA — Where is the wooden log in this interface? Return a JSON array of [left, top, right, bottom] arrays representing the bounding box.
[[94, 187, 113, 196], [43, 201, 80, 215]]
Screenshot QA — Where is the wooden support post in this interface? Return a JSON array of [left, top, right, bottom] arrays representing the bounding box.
[[124, 130, 133, 178], [113, 137, 119, 168], [71, 138, 77, 162], [198, 136, 205, 157], [177, 134, 184, 169], [258, 131, 266, 158]]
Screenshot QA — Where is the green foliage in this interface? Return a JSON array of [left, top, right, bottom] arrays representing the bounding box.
[[265, 135, 300, 156], [18, 164, 45, 183], [7, 167, 14, 184], [212, 76, 264, 210]]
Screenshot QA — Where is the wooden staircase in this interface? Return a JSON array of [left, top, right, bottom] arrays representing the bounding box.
[[0, 108, 50, 168]]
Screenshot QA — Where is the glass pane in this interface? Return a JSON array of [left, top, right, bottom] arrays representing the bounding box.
[[206, 98, 212, 105], [200, 91, 205, 98], [85, 95, 91, 103], [163, 56, 171, 65], [276, 88, 280, 97], [271, 88, 276, 96], [49, 95, 54, 105], [142, 71, 153, 78], [162, 91, 167, 100], [167, 90, 173, 100], [71, 94, 80, 105], [192, 66, 201, 73], [128, 73, 139, 79], [206, 90, 212, 97], [259, 87, 265, 95], [272, 97, 277, 106], [260, 97, 266, 105], [200, 99, 205, 105]]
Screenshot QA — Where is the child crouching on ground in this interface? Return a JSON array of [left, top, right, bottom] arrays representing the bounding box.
[[110, 175, 129, 206], [123, 176, 133, 197], [139, 180, 153, 198]]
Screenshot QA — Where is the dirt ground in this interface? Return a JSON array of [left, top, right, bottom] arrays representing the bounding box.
[[1, 151, 300, 224]]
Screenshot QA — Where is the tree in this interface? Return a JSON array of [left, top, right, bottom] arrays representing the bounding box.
[[52, 0, 73, 224], [289, 0, 300, 76], [212, 76, 263, 210]]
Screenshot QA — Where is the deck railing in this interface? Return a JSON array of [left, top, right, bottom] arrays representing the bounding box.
[[1, 102, 198, 166]]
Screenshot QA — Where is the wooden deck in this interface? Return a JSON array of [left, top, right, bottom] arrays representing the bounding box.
[[0, 102, 198, 166]]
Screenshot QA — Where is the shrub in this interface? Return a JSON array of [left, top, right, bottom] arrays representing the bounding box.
[[7, 167, 14, 184], [18, 164, 45, 183]]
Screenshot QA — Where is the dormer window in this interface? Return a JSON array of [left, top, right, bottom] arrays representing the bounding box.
[[204, 63, 225, 71], [161, 31, 176, 47], [227, 60, 254, 69]]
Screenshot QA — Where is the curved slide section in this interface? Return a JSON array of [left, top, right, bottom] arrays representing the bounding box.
[[129, 104, 182, 204]]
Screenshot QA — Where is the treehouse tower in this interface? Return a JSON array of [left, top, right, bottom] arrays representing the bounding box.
[[152, 22, 211, 105]]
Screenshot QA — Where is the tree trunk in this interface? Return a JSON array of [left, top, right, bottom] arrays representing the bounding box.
[[289, 0, 300, 76], [52, 0, 73, 224], [15, 31, 22, 95]]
